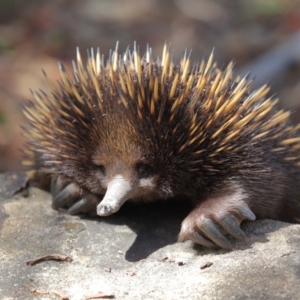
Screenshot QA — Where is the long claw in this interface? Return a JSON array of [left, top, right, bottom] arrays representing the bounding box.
[[197, 217, 233, 250], [52, 183, 81, 209], [190, 232, 216, 248], [51, 176, 69, 198], [67, 194, 100, 215], [240, 204, 256, 221], [219, 215, 247, 241]]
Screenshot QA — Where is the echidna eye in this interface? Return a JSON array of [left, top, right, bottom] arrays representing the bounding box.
[[96, 164, 106, 175], [135, 162, 153, 178]]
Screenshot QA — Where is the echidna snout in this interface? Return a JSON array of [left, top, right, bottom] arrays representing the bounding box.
[[97, 175, 133, 216]]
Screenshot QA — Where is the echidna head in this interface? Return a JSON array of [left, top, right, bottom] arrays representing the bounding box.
[[94, 159, 159, 216], [78, 115, 171, 217]]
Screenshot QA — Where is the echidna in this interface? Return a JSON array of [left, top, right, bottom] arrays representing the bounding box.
[[22, 42, 300, 249]]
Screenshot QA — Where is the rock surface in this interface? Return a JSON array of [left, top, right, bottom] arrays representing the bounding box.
[[1, 187, 300, 300]]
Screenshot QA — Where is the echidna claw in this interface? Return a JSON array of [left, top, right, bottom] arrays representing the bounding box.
[[51, 176, 100, 214], [240, 204, 256, 221], [178, 191, 257, 249], [67, 193, 99, 215], [52, 182, 81, 210], [67, 199, 87, 215], [198, 217, 233, 250], [51, 176, 70, 198], [218, 215, 247, 241], [190, 232, 216, 248]]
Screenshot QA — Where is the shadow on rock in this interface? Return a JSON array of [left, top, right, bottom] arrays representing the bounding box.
[[86, 199, 193, 262]]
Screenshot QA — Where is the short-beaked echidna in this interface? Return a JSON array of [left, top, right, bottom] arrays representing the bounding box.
[[22, 42, 300, 249]]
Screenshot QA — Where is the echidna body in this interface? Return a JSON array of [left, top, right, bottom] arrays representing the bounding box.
[[22, 43, 300, 249]]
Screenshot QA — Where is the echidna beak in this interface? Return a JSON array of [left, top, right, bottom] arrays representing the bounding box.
[[97, 203, 114, 216], [97, 175, 133, 217]]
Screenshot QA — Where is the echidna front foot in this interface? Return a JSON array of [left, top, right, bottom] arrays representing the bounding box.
[[51, 176, 100, 215], [178, 189, 256, 249]]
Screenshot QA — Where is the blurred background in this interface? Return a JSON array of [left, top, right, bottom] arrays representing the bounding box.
[[1, 0, 300, 172]]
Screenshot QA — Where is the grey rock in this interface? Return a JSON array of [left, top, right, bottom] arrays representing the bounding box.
[[0, 187, 300, 300]]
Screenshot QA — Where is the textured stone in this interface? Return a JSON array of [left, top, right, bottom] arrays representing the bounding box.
[[1, 187, 300, 300]]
